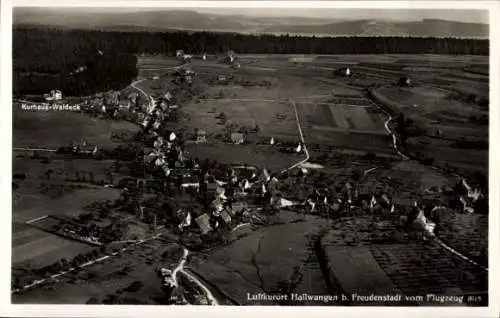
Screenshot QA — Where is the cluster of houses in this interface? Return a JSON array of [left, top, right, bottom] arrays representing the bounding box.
[[225, 50, 240, 69], [81, 90, 142, 119], [133, 52, 484, 275], [54, 221, 103, 246], [62, 139, 100, 157], [173, 67, 196, 85], [176, 50, 194, 63]]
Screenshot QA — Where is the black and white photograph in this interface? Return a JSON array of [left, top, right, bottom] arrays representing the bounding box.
[[2, 1, 499, 316]]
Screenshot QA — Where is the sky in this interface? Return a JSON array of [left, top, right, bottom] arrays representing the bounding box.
[[185, 8, 489, 23], [19, 7, 489, 24]]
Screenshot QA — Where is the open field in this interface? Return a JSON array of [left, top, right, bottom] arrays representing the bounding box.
[[13, 188, 121, 223], [182, 99, 297, 138], [186, 143, 300, 172], [371, 243, 488, 296], [12, 219, 96, 268], [12, 186, 120, 269], [372, 86, 487, 122], [136, 56, 182, 78], [438, 209, 488, 263], [190, 211, 329, 305], [12, 239, 182, 304], [323, 245, 400, 299], [12, 229, 95, 268], [299, 102, 386, 133], [13, 103, 140, 149], [371, 84, 488, 174], [13, 156, 118, 187]]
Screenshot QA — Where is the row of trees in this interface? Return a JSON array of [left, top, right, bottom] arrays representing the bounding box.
[[14, 28, 138, 96], [14, 27, 489, 58]]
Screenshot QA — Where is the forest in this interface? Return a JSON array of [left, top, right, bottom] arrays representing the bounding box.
[[13, 27, 489, 96]]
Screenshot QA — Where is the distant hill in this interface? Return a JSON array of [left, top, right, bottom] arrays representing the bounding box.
[[14, 8, 338, 33], [14, 8, 488, 38], [15, 9, 246, 31], [262, 19, 489, 38]]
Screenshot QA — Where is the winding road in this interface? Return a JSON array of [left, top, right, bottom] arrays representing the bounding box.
[[168, 248, 219, 305], [366, 91, 488, 272], [132, 72, 220, 305]]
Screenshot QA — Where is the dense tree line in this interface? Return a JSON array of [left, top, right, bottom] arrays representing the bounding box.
[[13, 27, 488, 96], [14, 28, 138, 96]]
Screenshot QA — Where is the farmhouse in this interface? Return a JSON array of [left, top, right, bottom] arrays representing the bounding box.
[[226, 50, 236, 64], [230, 133, 245, 145], [44, 89, 62, 101]]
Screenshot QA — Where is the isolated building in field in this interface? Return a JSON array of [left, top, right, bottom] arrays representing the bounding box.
[[44, 89, 63, 101], [230, 133, 245, 145], [52, 90, 63, 100], [335, 67, 351, 77], [226, 50, 235, 64], [398, 76, 411, 87]]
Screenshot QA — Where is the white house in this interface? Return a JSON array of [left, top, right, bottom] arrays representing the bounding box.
[[45, 90, 62, 101], [51, 90, 62, 100]]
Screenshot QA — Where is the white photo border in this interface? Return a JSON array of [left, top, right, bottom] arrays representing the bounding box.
[[1, 1, 499, 317]]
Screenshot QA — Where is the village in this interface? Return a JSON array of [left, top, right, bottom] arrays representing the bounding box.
[[11, 48, 489, 306]]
